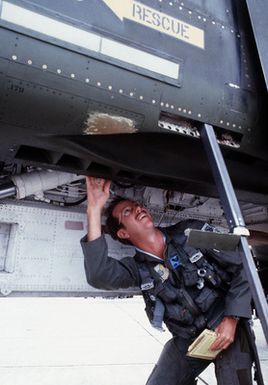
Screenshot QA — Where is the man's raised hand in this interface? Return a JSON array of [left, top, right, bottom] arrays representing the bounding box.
[[86, 176, 111, 212]]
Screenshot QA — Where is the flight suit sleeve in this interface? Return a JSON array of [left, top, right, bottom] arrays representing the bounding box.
[[81, 234, 140, 290], [206, 247, 252, 319], [223, 262, 252, 319]]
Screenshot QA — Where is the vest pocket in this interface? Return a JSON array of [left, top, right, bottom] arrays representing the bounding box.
[[181, 263, 199, 286], [195, 287, 219, 312], [165, 303, 194, 325]]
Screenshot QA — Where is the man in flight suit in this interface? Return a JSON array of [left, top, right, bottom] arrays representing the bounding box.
[[81, 177, 254, 385]]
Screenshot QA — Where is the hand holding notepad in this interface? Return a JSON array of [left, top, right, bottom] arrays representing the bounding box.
[[187, 329, 222, 360]]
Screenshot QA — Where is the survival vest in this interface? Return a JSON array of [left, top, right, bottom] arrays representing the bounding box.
[[135, 222, 232, 339]]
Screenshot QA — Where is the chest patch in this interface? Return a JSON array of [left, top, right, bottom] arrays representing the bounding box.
[[154, 264, 169, 282]]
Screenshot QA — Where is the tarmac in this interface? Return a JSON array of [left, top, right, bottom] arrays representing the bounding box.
[[0, 296, 267, 385]]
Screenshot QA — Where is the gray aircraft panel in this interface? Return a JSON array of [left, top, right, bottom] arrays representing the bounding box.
[[0, 188, 227, 296], [0, 201, 125, 295]]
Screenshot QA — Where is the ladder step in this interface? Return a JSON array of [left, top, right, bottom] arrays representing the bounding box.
[[185, 228, 240, 251]]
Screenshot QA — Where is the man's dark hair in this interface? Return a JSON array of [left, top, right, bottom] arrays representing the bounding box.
[[105, 196, 132, 245]]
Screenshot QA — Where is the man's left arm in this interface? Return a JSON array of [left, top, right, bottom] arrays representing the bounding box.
[[210, 259, 252, 351]]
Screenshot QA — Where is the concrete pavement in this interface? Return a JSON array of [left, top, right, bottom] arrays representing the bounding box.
[[0, 297, 266, 385]]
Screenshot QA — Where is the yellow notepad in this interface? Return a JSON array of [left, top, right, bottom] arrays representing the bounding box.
[[187, 329, 222, 360]]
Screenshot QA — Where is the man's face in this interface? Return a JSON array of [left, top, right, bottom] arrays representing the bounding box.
[[112, 200, 154, 242]]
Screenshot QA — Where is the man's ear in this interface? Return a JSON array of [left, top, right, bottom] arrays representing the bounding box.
[[117, 228, 130, 240]]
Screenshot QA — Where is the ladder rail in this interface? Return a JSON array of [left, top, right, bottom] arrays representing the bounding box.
[[199, 123, 268, 345]]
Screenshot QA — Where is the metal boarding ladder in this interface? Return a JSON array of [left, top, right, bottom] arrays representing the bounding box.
[[186, 124, 268, 347]]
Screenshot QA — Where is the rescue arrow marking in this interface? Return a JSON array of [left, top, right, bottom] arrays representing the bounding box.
[[103, 0, 204, 49]]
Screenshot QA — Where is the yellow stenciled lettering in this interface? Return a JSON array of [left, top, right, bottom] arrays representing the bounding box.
[[143, 7, 152, 24], [169, 19, 190, 39], [181, 23, 190, 39], [170, 19, 180, 34], [151, 11, 160, 27], [161, 16, 170, 31], [129, 1, 203, 49], [133, 3, 142, 20]]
